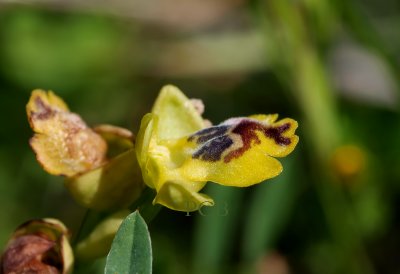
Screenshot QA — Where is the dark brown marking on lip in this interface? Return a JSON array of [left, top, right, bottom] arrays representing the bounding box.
[[224, 120, 261, 163], [189, 118, 293, 163], [192, 135, 233, 162], [264, 123, 291, 146], [32, 97, 55, 120], [188, 125, 230, 143], [189, 125, 233, 162], [224, 120, 291, 163]]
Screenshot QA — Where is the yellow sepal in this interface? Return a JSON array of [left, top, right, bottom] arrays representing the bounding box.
[[154, 182, 214, 212], [152, 85, 206, 140]]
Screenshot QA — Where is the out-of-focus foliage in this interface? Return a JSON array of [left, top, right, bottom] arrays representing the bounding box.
[[0, 0, 399, 273]]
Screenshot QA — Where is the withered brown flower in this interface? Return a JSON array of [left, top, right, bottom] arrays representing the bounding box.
[[26, 90, 144, 210], [1, 219, 73, 274]]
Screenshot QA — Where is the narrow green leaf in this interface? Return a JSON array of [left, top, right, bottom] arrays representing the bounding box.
[[105, 211, 152, 274], [192, 185, 243, 274], [242, 157, 300, 262]]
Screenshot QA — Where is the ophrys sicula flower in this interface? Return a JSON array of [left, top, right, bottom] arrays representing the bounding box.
[[136, 85, 299, 212]]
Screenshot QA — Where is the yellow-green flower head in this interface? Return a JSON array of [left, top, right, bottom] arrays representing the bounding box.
[[136, 85, 299, 212]]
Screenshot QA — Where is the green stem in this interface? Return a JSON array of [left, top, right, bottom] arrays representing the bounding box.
[[296, 43, 375, 274], [129, 186, 161, 224], [257, 1, 376, 273], [72, 209, 90, 246], [72, 209, 108, 249]]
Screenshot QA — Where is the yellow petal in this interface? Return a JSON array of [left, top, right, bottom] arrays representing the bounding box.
[[248, 113, 279, 124], [256, 117, 299, 157], [177, 116, 298, 187], [154, 181, 214, 212], [135, 114, 211, 211], [136, 85, 208, 192], [145, 143, 208, 193], [135, 114, 156, 171], [136, 113, 208, 192], [26, 90, 107, 176], [182, 153, 283, 187], [152, 85, 206, 140]]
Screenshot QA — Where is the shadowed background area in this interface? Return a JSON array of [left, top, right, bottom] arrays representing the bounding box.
[[0, 0, 400, 273]]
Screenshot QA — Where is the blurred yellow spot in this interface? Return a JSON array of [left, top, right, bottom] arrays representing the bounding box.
[[331, 145, 366, 179]]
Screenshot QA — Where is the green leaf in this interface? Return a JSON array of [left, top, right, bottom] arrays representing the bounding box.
[[192, 185, 243, 274], [242, 157, 300, 262], [105, 211, 152, 274]]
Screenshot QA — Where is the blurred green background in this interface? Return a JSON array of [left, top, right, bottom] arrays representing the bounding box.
[[0, 0, 399, 273]]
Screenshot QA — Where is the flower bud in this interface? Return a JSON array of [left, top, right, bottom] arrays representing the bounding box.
[[1, 219, 73, 274], [65, 148, 144, 210], [75, 210, 130, 260], [65, 123, 144, 210]]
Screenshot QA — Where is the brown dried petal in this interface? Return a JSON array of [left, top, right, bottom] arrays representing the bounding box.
[[1, 219, 73, 274], [26, 90, 107, 177], [11, 259, 59, 274], [1, 235, 62, 274], [93, 124, 133, 140], [93, 124, 134, 158]]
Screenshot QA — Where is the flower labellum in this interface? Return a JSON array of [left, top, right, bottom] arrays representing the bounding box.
[[182, 114, 298, 187]]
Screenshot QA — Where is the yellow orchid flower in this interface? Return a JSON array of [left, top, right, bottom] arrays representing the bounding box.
[[136, 85, 299, 212]]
